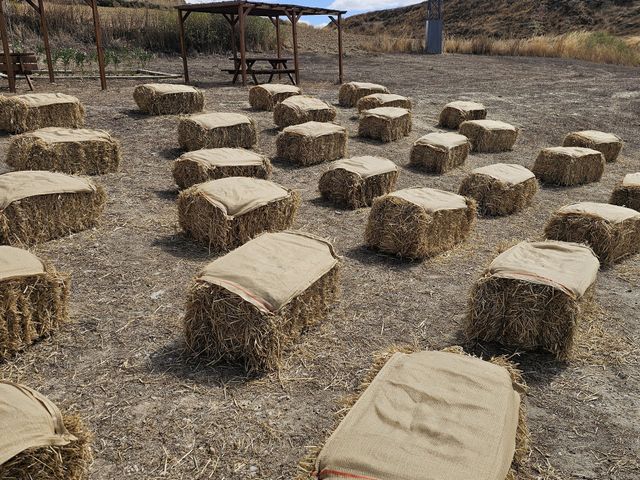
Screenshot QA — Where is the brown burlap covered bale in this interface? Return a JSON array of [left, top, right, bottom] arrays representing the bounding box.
[[0, 247, 69, 358], [356, 93, 412, 113], [365, 187, 476, 259], [338, 81, 389, 107], [439, 100, 487, 129], [358, 107, 412, 143], [249, 84, 301, 111], [276, 121, 347, 166], [172, 148, 271, 189], [7, 127, 121, 175], [466, 240, 599, 358], [299, 349, 528, 480], [178, 112, 257, 151], [0, 382, 93, 480], [409, 132, 470, 173], [563, 130, 623, 163], [178, 177, 300, 251], [0, 93, 84, 134], [318, 156, 398, 209], [273, 96, 337, 128], [0, 171, 106, 246], [459, 163, 539, 216], [532, 146, 605, 186], [133, 83, 204, 115], [544, 202, 640, 265], [459, 119, 518, 152], [183, 230, 340, 372], [610, 173, 640, 211]]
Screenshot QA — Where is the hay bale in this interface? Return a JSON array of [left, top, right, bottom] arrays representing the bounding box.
[[172, 148, 271, 189], [544, 202, 640, 265], [358, 107, 412, 142], [338, 81, 389, 107], [178, 177, 300, 251], [458, 163, 539, 216], [273, 96, 337, 128], [178, 112, 257, 151], [532, 146, 604, 186], [563, 130, 623, 163], [0, 93, 84, 134], [302, 349, 527, 480], [249, 84, 301, 111], [438, 100, 487, 129], [276, 121, 347, 166], [183, 230, 340, 372], [318, 156, 398, 209], [0, 381, 93, 480], [356, 93, 412, 113], [610, 172, 640, 211], [409, 132, 470, 173], [0, 247, 68, 358], [0, 171, 106, 246], [459, 119, 518, 152], [365, 187, 476, 259], [466, 240, 599, 358], [7, 127, 121, 175], [133, 83, 204, 115]]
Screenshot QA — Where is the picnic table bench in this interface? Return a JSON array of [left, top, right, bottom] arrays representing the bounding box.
[[222, 57, 296, 85], [1, 52, 38, 90]]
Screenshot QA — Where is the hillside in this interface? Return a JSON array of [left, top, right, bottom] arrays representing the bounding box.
[[342, 0, 640, 39]]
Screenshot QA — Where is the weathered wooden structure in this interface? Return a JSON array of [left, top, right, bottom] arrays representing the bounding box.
[[176, 1, 347, 86], [0, 0, 107, 92]]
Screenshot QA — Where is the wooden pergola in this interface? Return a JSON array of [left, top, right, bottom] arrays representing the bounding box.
[[176, 1, 347, 86], [0, 0, 107, 92]]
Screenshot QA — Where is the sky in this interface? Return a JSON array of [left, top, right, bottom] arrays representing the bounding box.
[[185, 0, 422, 26]]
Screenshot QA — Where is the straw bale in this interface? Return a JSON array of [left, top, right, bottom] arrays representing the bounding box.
[[249, 84, 301, 111], [178, 112, 257, 151], [296, 347, 529, 480], [459, 119, 518, 152], [276, 121, 347, 166], [7, 127, 121, 175], [0, 383, 93, 480], [0, 247, 69, 358], [0, 93, 84, 134], [465, 240, 599, 358], [133, 83, 204, 115], [183, 231, 340, 372], [563, 130, 623, 163], [273, 96, 337, 128], [544, 202, 640, 265], [365, 187, 476, 259], [172, 148, 271, 189], [0, 171, 106, 246], [338, 82, 389, 107], [459, 163, 539, 216], [356, 93, 412, 113], [438, 100, 487, 129], [409, 132, 470, 173], [532, 146, 604, 186], [318, 156, 398, 209], [178, 177, 300, 251], [610, 173, 640, 211], [358, 107, 412, 142]]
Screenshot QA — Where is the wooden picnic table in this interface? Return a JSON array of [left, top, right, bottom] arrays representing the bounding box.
[[222, 56, 296, 85]]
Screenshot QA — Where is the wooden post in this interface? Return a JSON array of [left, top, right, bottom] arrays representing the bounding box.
[[178, 10, 189, 83], [238, 3, 247, 86], [275, 15, 281, 79], [38, 0, 54, 83], [337, 13, 343, 84], [0, 1, 15, 93], [89, 0, 107, 90], [289, 10, 300, 85]]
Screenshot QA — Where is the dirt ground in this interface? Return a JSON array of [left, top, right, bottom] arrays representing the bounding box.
[[1, 52, 639, 480]]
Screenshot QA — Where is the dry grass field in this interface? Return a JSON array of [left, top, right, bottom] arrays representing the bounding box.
[[1, 52, 639, 479]]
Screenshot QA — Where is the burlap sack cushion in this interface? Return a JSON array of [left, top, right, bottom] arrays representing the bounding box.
[[0, 246, 45, 281], [0, 170, 96, 209], [392, 187, 468, 212]]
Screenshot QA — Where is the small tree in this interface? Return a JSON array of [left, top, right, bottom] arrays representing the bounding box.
[[74, 50, 88, 77]]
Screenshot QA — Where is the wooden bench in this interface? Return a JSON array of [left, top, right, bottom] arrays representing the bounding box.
[[0, 53, 39, 90], [222, 57, 296, 85]]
